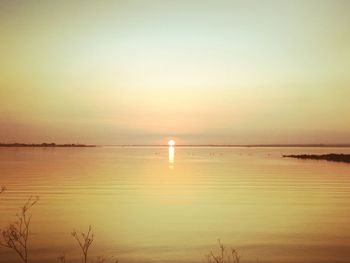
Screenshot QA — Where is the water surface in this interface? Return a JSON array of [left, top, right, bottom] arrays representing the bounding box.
[[0, 147, 350, 263]]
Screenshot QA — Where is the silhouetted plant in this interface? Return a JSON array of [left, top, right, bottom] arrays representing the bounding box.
[[206, 240, 240, 263], [0, 185, 6, 194], [57, 252, 120, 263], [0, 196, 39, 263], [57, 253, 66, 263], [95, 256, 119, 263], [95, 256, 105, 263], [71, 225, 94, 263], [95, 256, 107, 263]]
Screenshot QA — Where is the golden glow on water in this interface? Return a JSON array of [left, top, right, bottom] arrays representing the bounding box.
[[168, 145, 175, 168], [1, 147, 350, 263]]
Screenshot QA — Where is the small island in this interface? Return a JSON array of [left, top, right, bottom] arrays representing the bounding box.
[[283, 154, 350, 163], [0, 143, 96, 147]]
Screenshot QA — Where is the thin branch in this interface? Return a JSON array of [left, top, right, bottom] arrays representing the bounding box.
[[0, 196, 39, 263], [0, 185, 6, 194], [206, 240, 240, 263], [71, 225, 94, 263]]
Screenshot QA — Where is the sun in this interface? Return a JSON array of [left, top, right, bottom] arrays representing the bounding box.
[[168, 139, 176, 146]]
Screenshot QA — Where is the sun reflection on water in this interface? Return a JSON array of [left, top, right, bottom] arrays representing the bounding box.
[[168, 146, 175, 168]]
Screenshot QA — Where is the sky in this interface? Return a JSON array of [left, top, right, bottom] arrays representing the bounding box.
[[0, 0, 349, 145]]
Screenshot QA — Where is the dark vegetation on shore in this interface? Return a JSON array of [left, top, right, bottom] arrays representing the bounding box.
[[0, 143, 96, 147], [283, 153, 350, 163], [115, 144, 350, 147]]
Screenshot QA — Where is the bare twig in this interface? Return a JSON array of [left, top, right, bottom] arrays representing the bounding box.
[[0, 196, 39, 263], [71, 225, 94, 263], [95, 256, 106, 263], [0, 185, 6, 194], [206, 240, 240, 263], [57, 253, 66, 263]]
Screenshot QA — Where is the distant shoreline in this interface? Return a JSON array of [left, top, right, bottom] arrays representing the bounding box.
[[283, 154, 350, 163], [0, 143, 96, 147], [104, 144, 350, 148], [1, 143, 350, 148]]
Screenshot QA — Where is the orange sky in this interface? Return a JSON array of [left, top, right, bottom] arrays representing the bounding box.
[[1, 1, 349, 145]]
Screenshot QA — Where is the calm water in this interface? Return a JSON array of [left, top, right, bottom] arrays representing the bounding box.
[[0, 147, 350, 263]]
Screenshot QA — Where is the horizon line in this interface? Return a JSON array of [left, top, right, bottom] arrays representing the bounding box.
[[1, 143, 350, 148], [102, 143, 350, 148]]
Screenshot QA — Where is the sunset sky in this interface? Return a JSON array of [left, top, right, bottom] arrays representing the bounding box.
[[1, 0, 349, 145]]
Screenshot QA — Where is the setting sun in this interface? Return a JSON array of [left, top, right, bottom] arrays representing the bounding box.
[[168, 140, 176, 146]]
